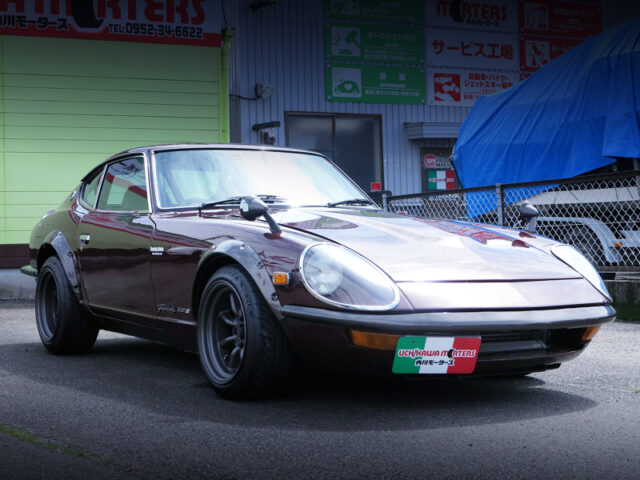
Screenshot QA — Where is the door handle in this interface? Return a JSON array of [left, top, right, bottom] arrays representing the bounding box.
[[79, 234, 91, 245]]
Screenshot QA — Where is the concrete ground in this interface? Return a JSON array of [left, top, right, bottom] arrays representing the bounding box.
[[0, 303, 639, 479], [0, 270, 35, 301]]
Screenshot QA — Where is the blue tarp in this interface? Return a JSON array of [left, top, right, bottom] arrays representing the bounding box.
[[453, 18, 640, 189]]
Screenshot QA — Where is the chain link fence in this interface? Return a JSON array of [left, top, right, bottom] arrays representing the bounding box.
[[385, 171, 640, 272]]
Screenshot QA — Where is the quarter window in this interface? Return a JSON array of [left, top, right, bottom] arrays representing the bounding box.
[[97, 157, 148, 212], [81, 168, 104, 208]]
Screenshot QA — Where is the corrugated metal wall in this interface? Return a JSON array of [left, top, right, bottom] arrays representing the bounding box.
[[226, 0, 640, 196], [602, 0, 640, 28], [226, 0, 468, 196]]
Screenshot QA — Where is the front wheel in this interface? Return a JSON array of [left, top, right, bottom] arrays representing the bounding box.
[[197, 265, 294, 399], [35, 256, 98, 354]]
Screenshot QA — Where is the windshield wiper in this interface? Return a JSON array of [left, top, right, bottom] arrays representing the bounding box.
[[199, 195, 285, 211], [326, 198, 376, 208], [199, 196, 244, 211]]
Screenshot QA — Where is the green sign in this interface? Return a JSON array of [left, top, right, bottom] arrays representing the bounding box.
[[326, 63, 425, 104], [324, 0, 424, 25], [325, 22, 424, 64]]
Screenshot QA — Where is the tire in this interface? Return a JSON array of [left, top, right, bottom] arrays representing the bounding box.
[[197, 265, 294, 399], [35, 256, 99, 354]]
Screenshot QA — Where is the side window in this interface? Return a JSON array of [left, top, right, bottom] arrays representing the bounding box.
[[81, 168, 104, 208], [97, 157, 148, 212]]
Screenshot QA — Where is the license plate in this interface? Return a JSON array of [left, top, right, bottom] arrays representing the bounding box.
[[392, 336, 481, 374]]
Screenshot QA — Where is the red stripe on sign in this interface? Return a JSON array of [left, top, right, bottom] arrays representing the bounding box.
[[446, 337, 481, 374]]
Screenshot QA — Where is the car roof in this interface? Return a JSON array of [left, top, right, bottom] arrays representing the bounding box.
[[112, 143, 321, 159], [82, 143, 327, 182]]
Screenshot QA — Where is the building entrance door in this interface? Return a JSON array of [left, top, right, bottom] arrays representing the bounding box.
[[285, 113, 383, 192]]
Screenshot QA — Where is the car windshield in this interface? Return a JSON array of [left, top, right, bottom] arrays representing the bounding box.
[[152, 149, 370, 209]]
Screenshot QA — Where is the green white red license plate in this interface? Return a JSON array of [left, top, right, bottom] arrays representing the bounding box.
[[392, 336, 482, 374]]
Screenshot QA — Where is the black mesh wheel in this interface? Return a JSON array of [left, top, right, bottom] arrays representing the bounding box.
[[197, 265, 294, 399]]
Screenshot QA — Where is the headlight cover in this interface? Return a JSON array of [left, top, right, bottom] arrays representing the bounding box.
[[551, 245, 611, 300], [299, 243, 399, 310]]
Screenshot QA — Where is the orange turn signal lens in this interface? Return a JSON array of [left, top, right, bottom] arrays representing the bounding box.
[[272, 272, 290, 286], [350, 330, 401, 351], [582, 326, 601, 341]]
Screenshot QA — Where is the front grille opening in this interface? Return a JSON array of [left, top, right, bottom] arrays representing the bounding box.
[[479, 327, 587, 354]]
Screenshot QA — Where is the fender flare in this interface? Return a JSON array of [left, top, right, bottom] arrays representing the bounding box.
[[193, 240, 283, 320], [40, 231, 83, 300]]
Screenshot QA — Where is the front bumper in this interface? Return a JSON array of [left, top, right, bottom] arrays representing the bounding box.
[[280, 304, 616, 375]]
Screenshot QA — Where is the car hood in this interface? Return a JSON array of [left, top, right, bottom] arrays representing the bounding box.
[[272, 208, 581, 282]]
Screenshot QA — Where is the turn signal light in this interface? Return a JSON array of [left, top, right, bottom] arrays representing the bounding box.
[[272, 272, 290, 286], [350, 330, 401, 351], [582, 326, 601, 341]]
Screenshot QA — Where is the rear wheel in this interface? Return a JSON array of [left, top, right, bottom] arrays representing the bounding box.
[[197, 265, 293, 399], [35, 256, 98, 354]]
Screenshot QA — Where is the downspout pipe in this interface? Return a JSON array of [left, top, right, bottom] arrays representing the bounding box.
[[220, 28, 235, 143]]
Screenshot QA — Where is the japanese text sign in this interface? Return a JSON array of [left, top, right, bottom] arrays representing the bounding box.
[[0, 0, 222, 46], [326, 63, 425, 105], [427, 29, 519, 70], [519, 36, 581, 71], [427, 68, 518, 106], [519, 0, 602, 38], [324, 0, 424, 25], [325, 22, 424, 65]]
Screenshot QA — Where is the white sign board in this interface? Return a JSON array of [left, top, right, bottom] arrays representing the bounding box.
[[427, 68, 519, 107], [426, 29, 519, 70]]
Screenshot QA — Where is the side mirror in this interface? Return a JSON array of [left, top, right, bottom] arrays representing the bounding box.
[[239, 195, 281, 234], [519, 202, 540, 234], [239, 196, 268, 221]]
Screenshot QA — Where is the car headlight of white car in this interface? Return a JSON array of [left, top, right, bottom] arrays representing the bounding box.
[[299, 243, 399, 310], [551, 245, 611, 300]]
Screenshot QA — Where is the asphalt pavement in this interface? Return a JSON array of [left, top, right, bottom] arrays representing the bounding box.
[[1, 302, 638, 479]]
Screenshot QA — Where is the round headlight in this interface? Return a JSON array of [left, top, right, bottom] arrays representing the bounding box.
[[300, 243, 399, 310], [551, 245, 611, 300]]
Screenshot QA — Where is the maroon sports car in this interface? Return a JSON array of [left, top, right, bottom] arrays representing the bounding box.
[[22, 144, 615, 398]]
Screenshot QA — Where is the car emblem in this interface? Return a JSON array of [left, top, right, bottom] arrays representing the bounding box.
[[150, 246, 164, 256]]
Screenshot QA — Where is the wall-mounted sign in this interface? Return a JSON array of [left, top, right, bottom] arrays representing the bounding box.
[[426, 29, 518, 70], [421, 148, 458, 192], [426, 0, 517, 32], [324, 0, 424, 25], [519, 35, 581, 71], [325, 22, 424, 64], [0, 0, 222, 46], [519, 0, 602, 38], [427, 68, 518, 107], [326, 63, 425, 104]]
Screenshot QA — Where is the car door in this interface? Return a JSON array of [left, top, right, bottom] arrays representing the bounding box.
[[77, 155, 156, 318]]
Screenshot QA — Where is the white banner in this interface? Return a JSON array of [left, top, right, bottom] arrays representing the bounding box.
[[426, 29, 519, 70], [426, 0, 518, 32], [427, 68, 519, 107]]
